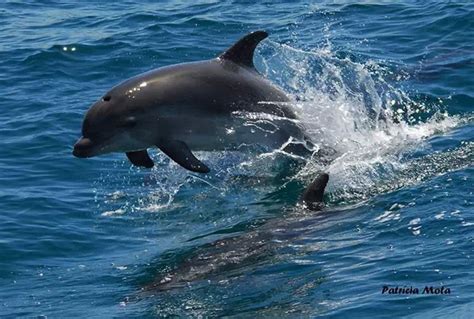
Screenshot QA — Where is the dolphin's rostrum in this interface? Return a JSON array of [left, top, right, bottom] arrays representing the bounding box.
[[73, 31, 311, 172]]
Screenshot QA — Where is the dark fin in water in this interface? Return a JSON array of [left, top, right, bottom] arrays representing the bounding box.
[[158, 140, 210, 173], [126, 150, 154, 168], [219, 31, 268, 69], [301, 173, 329, 211]]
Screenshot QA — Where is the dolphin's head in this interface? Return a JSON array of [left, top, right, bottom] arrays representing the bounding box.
[[73, 86, 151, 158]]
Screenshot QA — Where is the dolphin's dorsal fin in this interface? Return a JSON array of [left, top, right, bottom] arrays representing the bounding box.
[[302, 173, 329, 211], [219, 31, 268, 69]]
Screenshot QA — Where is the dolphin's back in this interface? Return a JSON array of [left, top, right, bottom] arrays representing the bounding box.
[[113, 59, 295, 119]]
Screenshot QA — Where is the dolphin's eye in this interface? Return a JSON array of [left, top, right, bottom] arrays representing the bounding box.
[[102, 95, 111, 102], [121, 116, 137, 128]]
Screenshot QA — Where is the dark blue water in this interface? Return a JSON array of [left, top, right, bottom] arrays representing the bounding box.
[[1, 1, 473, 317]]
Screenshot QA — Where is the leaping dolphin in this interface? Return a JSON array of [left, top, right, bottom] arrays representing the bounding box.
[[73, 31, 313, 173]]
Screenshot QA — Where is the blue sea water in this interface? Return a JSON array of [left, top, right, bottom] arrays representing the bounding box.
[[1, 0, 473, 317]]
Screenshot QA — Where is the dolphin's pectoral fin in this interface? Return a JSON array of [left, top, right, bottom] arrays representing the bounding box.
[[126, 150, 154, 168], [301, 173, 329, 211], [158, 140, 210, 173], [219, 31, 268, 69]]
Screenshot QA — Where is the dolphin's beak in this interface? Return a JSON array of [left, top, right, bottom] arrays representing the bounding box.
[[73, 137, 95, 158]]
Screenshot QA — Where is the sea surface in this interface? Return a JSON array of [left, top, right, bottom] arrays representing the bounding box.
[[1, 1, 473, 318]]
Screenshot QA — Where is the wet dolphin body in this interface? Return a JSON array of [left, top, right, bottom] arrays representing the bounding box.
[[73, 31, 313, 173], [144, 173, 329, 291]]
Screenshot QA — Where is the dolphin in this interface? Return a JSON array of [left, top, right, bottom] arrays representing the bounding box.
[[73, 31, 313, 173], [143, 173, 329, 291]]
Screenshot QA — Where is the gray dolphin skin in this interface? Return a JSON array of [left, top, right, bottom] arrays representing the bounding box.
[[73, 31, 311, 173], [144, 173, 329, 291]]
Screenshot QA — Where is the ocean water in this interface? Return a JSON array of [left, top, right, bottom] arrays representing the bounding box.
[[1, 0, 473, 317]]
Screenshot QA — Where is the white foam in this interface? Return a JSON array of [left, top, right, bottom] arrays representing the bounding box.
[[258, 40, 466, 203]]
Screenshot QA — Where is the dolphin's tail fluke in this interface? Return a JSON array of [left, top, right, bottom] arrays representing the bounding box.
[[301, 173, 329, 211]]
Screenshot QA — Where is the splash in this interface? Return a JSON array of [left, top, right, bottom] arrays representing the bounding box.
[[258, 39, 469, 203], [95, 151, 286, 216]]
